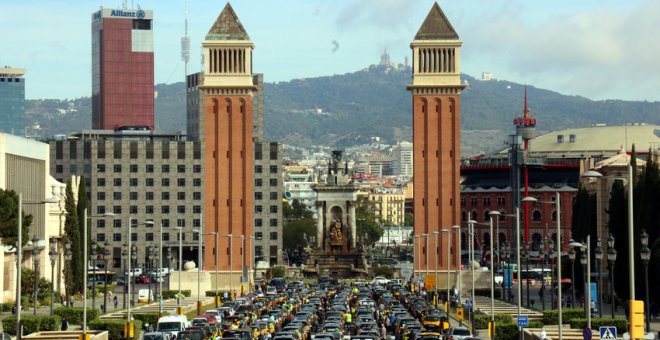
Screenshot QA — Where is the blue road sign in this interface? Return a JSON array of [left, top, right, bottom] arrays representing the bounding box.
[[465, 299, 473, 310], [517, 315, 529, 327], [599, 326, 617, 340], [583, 326, 592, 340]]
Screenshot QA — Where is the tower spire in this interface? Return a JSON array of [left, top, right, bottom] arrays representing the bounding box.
[[523, 85, 530, 118]]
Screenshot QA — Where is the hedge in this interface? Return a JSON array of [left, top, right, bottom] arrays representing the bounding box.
[[494, 322, 519, 340], [1, 315, 60, 336], [568, 317, 628, 335], [133, 313, 161, 327], [0, 302, 13, 312], [54, 307, 101, 325], [528, 320, 544, 328], [542, 308, 584, 325], [474, 313, 515, 329], [474, 288, 501, 299], [89, 319, 142, 340], [205, 290, 233, 299], [162, 290, 191, 299]]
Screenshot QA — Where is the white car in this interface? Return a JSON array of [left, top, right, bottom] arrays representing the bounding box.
[[266, 286, 278, 295], [371, 277, 390, 285]]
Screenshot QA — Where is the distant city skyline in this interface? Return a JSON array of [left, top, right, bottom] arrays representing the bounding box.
[[1, 0, 658, 102]]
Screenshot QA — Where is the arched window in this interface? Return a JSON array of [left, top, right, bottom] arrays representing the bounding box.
[[532, 209, 542, 221], [483, 210, 490, 222], [499, 210, 505, 221], [461, 211, 467, 222], [471, 210, 478, 221], [551, 210, 557, 221]]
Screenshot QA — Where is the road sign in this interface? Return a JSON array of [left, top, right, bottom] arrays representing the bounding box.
[[465, 299, 473, 310], [424, 275, 436, 290], [517, 315, 529, 327], [582, 326, 592, 340], [599, 326, 617, 340], [456, 307, 464, 321]]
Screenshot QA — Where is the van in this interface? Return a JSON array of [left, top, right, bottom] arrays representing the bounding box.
[[157, 315, 189, 338], [138, 289, 154, 303]]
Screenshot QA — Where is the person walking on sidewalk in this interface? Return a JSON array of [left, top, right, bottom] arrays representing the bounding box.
[[114, 295, 118, 309]]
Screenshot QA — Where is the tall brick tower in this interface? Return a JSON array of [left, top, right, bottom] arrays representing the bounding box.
[[408, 3, 465, 282], [199, 3, 254, 288]]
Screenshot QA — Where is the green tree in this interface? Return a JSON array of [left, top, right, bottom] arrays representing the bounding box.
[[283, 199, 313, 220], [21, 267, 53, 305], [355, 200, 384, 248], [404, 212, 414, 227], [607, 179, 628, 300], [76, 177, 90, 252], [634, 149, 660, 302], [64, 179, 83, 293], [0, 189, 32, 247], [282, 218, 316, 252], [570, 185, 597, 296]]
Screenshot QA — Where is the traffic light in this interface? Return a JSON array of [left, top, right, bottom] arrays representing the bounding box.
[[630, 300, 644, 339]]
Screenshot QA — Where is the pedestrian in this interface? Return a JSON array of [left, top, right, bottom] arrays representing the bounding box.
[[590, 300, 595, 316], [11, 304, 16, 315], [114, 295, 118, 309], [70, 296, 75, 307], [61, 318, 69, 331]]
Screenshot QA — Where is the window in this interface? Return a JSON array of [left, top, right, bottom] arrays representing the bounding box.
[[113, 220, 122, 228], [163, 233, 170, 241], [255, 205, 263, 213], [113, 233, 122, 241], [255, 219, 263, 227], [161, 164, 170, 173], [177, 178, 186, 186], [269, 205, 278, 213], [177, 205, 186, 214], [145, 192, 154, 200], [533, 210, 542, 221], [270, 219, 278, 227], [255, 165, 262, 173], [269, 179, 278, 186], [97, 164, 106, 173], [131, 233, 137, 242], [177, 192, 186, 200], [129, 178, 138, 186], [69, 164, 77, 173], [269, 192, 278, 200], [113, 178, 122, 186], [146, 164, 154, 173], [255, 179, 262, 187], [129, 192, 138, 200], [177, 219, 186, 228], [557, 135, 564, 143], [130, 142, 138, 159], [162, 178, 170, 186], [146, 142, 154, 159], [97, 192, 106, 200], [97, 178, 106, 187], [96, 220, 106, 228], [193, 165, 201, 173], [460, 197, 466, 207], [113, 164, 122, 173], [193, 205, 201, 214], [129, 164, 138, 173], [552, 210, 557, 221], [193, 178, 201, 186], [114, 142, 122, 159], [255, 192, 263, 200], [113, 192, 122, 200], [470, 197, 477, 206], [97, 206, 106, 214], [162, 219, 170, 228], [145, 219, 154, 227], [569, 134, 576, 143], [162, 206, 170, 214], [146, 233, 154, 241], [193, 192, 201, 200], [461, 211, 467, 221], [113, 206, 122, 214], [193, 219, 201, 228], [83, 164, 91, 173], [146, 178, 154, 186], [483, 210, 490, 222], [96, 233, 105, 242], [270, 232, 278, 240], [55, 165, 63, 173], [483, 197, 491, 206], [146, 206, 154, 214], [269, 165, 278, 173], [255, 232, 263, 240], [177, 165, 186, 173], [497, 196, 506, 206], [162, 192, 170, 200]]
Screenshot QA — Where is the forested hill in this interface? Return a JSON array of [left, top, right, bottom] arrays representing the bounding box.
[[26, 65, 660, 156]]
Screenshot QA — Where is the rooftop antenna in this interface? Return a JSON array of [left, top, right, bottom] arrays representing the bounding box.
[[181, 0, 191, 78]]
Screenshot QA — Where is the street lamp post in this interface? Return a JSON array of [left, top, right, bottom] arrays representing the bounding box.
[[640, 230, 651, 333], [131, 243, 137, 308], [594, 239, 603, 318], [607, 235, 617, 319], [432, 231, 439, 302], [48, 238, 57, 315], [488, 211, 500, 338], [64, 239, 72, 309], [440, 229, 452, 308], [214, 232, 219, 306], [467, 219, 477, 334], [31, 235, 42, 316], [573, 237, 591, 330], [91, 239, 97, 312], [177, 226, 183, 309], [229, 233, 233, 298], [121, 244, 127, 309], [453, 225, 461, 305], [103, 240, 110, 314], [539, 238, 546, 311], [501, 243, 508, 302], [522, 244, 530, 308]]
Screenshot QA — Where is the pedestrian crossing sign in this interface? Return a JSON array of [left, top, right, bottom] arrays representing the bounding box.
[[599, 326, 617, 340]]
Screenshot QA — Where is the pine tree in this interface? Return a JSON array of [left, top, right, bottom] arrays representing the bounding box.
[[64, 179, 83, 293], [0, 189, 32, 247], [607, 179, 627, 300]]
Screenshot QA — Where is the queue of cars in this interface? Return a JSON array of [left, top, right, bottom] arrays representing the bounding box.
[[142, 278, 480, 340]]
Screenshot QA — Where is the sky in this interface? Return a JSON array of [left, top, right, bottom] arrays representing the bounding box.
[[1, 0, 659, 102]]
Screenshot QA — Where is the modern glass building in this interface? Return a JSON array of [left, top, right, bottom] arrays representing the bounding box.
[[91, 8, 154, 130], [0, 67, 26, 136]]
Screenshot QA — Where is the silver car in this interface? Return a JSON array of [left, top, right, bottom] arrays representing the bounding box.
[[443, 327, 472, 340]]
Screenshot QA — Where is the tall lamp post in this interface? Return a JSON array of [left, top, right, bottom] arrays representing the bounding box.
[[594, 239, 603, 318], [31, 235, 43, 316], [488, 211, 500, 339], [48, 238, 58, 315], [452, 225, 461, 304], [549, 238, 555, 309], [432, 231, 439, 301], [467, 219, 477, 334], [522, 244, 530, 308], [539, 238, 546, 311], [121, 244, 127, 309], [131, 243, 137, 308], [607, 235, 617, 319], [64, 240, 72, 308], [640, 230, 651, 333], [572, 237, 591, 330], [440, 229, 452, 307], [91, 239, 97, 312], [568, 241, 576, 309], [102, 240, 110, 314], [144, 220, 164, 317]]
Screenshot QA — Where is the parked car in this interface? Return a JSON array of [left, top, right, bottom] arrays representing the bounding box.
[[443, 327, 472, 340], [126, 268, 143, 277], [136, 274, 151, 284]]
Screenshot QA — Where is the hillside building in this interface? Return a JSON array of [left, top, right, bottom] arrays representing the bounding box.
[[92, 8, 155, 130], [0, 67, 26, 136], [393, 141, 413, 178]]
